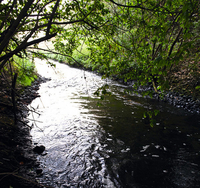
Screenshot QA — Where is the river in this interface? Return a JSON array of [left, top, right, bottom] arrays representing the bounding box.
[[29, 58, 200, 188]]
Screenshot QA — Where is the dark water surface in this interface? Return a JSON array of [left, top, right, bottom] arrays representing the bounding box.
[[29, 59, 200, 188]]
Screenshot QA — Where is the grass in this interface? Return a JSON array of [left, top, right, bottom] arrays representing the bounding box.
[[13, 56, 37, 87], [45, 42, 93, 69]]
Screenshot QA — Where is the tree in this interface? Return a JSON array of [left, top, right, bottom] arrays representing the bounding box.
[[0, 0, 110, 124], [54, 0, 200, 96], [0, 0, 107, 70], [0, 0, 199, 96]]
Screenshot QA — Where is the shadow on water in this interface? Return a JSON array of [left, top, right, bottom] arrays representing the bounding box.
[[81, 86, 200, 188], [30, 59, 200, 188]]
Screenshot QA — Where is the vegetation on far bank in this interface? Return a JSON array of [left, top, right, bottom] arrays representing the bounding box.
[[52, 0, 200, 99], [0, 0, 199, 100], [46, 39, 200, 100]]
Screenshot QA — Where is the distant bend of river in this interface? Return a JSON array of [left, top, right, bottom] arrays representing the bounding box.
[[29, 58, 200, 188]]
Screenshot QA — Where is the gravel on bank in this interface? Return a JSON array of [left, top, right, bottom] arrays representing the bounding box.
[[0, 75, 51, 188]]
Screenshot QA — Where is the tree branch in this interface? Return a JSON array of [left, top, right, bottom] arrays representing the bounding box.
[[0, 0, 16, 31], [0, 33, 56, 70], [0, 0, 34, 55], [46, 0, 60, 36], [168, 28, 183, 58], [27, 47, 83, 67], [108, 0, 153, 11]]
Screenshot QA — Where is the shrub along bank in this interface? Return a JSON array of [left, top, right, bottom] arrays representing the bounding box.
[[45, 46, 200, 114]]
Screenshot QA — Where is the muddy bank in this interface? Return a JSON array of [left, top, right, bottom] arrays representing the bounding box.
[[0, 75, 50, 188], [117, 79, 200, 114], [137, 83, 200, 114], [152, 91, 200, 114]]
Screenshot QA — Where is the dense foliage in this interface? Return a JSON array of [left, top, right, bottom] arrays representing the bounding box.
[[56, 0, 200, 96], [0, 0, 199, 96]]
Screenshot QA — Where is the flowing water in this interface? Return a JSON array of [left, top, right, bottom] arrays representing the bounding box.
[[29, 59, 200, 188]]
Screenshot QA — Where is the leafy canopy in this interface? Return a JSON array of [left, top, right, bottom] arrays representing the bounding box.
[[0, 0, 199, 94]]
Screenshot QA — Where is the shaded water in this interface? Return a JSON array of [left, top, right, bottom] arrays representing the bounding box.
[[29, 59, 200, 188]]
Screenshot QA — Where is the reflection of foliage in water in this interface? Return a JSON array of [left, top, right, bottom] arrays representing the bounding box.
[[143, 109, 160, 127]]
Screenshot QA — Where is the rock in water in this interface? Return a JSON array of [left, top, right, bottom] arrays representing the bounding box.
[[36, 168, 43, 175], [33, 145, 45, 154]]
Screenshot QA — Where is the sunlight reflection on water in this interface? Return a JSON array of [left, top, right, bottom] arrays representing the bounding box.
[[29, 58, 200, 188]]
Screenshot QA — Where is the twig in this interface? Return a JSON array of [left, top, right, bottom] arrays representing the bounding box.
[[0, 171, 53, 188], [30, 110, 44, 133], [25, 117, 43, 123]]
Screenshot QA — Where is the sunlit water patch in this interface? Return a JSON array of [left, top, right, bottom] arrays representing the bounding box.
[[29, 59, 200, 188]]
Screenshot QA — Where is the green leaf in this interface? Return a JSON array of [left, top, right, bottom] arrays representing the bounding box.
[[195, 86, 200, 90], [154, 109, 159, 116]]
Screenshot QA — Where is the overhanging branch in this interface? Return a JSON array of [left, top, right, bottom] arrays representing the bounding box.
[[27, 47, 82, 67], [46, 0, 61, 36], [0, 0, 35, 55], [0, 33, 56, 70]]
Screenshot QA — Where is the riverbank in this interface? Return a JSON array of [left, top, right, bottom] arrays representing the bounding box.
[[50, 56, 200, 114], [0, 58, 199, 187], [0, 75, 50, 188], [19, 58, 200, 188], [125, 81, 200, 114]]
